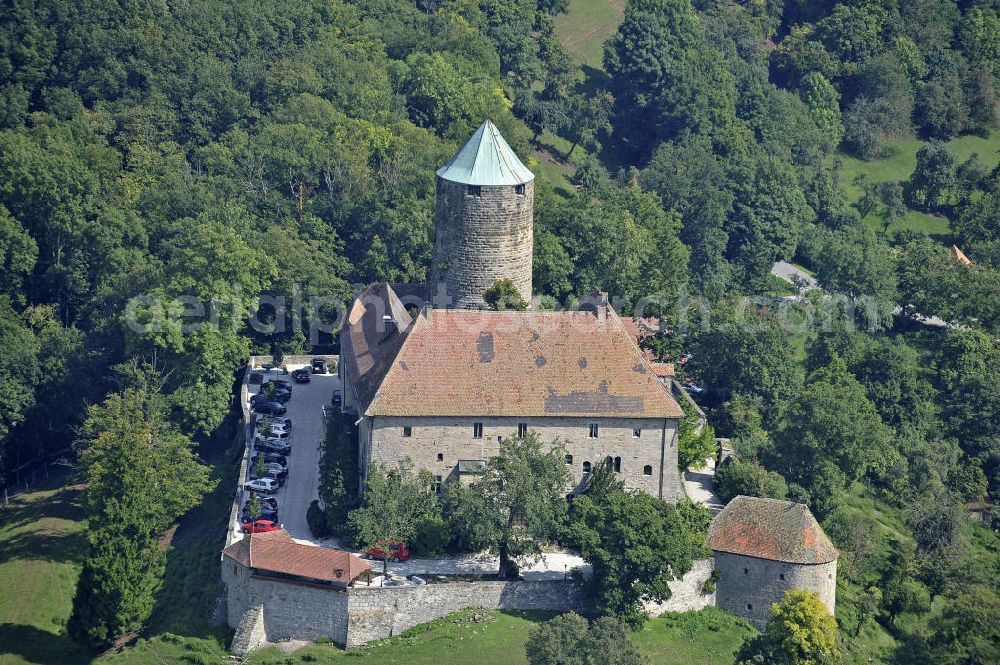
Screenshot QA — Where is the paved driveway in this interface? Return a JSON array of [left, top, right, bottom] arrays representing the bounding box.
[[247, 365, 339, 543]]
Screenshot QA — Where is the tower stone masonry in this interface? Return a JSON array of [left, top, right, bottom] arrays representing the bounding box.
[[431, 120, 534, 309]]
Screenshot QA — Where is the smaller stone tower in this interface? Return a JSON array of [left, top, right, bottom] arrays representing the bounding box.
[[431, 120, 534, 309], [708, 496, 838, 628]]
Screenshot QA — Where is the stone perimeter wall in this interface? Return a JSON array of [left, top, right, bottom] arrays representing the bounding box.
[[223, 557, 720, 650], [346, 579, 588, 647]]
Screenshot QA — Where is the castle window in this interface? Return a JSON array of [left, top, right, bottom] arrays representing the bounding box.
[[779, 573, 785, 580], [403, 426, 412, 437], [582, 461, 592, 473], [467, 185, 481, 197], [434, 475, 443, 495], [614, 456, 621, 473], [473, 422, 483, 438], [643, 465, 653, 476], [518, 423, 528, 437], [437, 453, 444, 462], [633, 428, 641, 438], [565, 454, 573, 465], [744, 568, 749, 575], [588, 423, 599, 438], [515, 184, 525, 196], [497, 435, 503, 444], [747, 604, 753, 611]]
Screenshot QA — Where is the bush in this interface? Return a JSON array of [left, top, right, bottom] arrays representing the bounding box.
[[410, 517, 450, 556], [702, 569, 720, 593], [715, 460, 789, 503], [306, 500, 329, 539]]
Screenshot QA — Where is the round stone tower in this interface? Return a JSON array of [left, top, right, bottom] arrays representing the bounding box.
[[431, 120, 534, 309]]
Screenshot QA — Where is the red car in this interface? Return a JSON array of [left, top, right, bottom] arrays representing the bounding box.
[[365, 541, 411, 562], [241, 519, 280, 534]]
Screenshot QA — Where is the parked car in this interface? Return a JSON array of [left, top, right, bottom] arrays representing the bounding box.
[[332, 389, 342, 406], [244, 478, 279, 494], [684, 382, 705, 394], [292, 368, 311, 383], [242, 506, 278, 522], [250, 468, 286, 485], [312, 358, 327, 374], [251, 401, 286, 416], [258, 452, 288, 466], [244, 496, 278, 512], [241, 519, 280, 534], [255, 428, 290, 441], [251, 461, 288, 476], [253, 439, 291, 456], [364, 541, 411, 562], [268, 416, 292, 429]]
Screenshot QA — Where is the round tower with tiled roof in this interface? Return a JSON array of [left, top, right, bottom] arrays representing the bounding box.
[[431, 120, 534, 309]]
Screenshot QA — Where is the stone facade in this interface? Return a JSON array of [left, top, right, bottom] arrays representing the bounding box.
[[361, 414, 681, 500], [222, 555, 350, 644], [713, 550, 837, 628], [430, 178, 534, 309]]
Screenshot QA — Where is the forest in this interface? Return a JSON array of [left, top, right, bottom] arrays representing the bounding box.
[[0, 0, 999, 663]]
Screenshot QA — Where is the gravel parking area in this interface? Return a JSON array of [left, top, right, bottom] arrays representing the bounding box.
[[245, 364, 339, 545]]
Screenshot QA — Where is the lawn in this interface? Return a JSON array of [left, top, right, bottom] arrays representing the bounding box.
[[0, 485, 90, 665], [836, 130, 1000, 238], [553, 0, 624, 71]]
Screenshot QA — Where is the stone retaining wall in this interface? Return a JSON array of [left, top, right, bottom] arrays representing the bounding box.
[[346, 579, 588, 647]]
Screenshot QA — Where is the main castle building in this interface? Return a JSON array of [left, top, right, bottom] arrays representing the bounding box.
[[339, 121, 684, 500]]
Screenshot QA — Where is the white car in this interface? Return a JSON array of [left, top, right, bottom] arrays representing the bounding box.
[[245, 478, 279, 494]]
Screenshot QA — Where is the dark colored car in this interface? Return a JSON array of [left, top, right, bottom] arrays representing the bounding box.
[[364, 541, 411, 562], [254, 439, 291, 456], [258, 452, 288, 466], [244, 496, 278, 512], [292, 368, 311, 383], [332, 389, 342, 406], [252, 401, 287, 416], [250, 465, 287, 483], [312, 358, 327, 374], [241, 506, 278, 522], [241, 519, 280, 534]]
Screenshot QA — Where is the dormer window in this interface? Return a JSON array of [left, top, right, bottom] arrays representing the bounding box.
[[467, 185, 481, 197]]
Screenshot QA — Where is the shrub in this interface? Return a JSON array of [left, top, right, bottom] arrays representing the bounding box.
[[306, 500, 329, 539], [410, 517, 450, 556], [715, 460, 788, 503]]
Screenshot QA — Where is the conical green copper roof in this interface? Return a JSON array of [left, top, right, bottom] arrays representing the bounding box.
[[436, 120, 534, 186]]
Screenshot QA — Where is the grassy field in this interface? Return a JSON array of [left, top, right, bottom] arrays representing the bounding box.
[[0, 485, 90, 665], [836, 130, 1000, 238], [553, 0, 624, 71]]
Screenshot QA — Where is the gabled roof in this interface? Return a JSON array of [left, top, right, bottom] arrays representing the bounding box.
[[708, 496, 838, 565], [951, 244, 972, 266], [222, 530, 372, 585], [436, 120, 534, 186], [340, 283, 414, 408], [353, 298, 682, 419]]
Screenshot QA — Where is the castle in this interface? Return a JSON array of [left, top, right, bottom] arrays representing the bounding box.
[[220, 122, 839, 654], [339, 120, 684, 500]]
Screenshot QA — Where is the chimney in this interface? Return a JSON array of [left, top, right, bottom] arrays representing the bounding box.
[[382, 315, 396, 340]]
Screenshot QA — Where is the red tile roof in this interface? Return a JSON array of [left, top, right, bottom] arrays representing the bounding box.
[[345, 288, 682, 419], [222, 530, 372, 585], [651, 362, 675, 378], [708, 496, 838, 564]]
